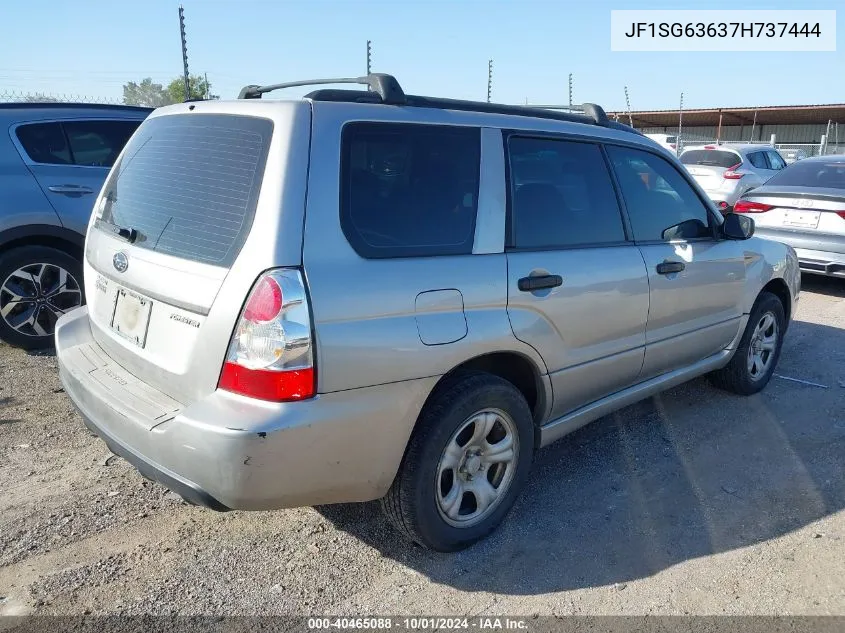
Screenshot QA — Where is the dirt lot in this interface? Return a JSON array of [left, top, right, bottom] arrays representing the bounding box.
[[1, 276, 844, 617]]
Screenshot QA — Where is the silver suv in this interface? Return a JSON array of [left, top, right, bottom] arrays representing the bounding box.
[[0, 103, 150, 349], [55, 75, 800, 552], [680, 143, 788, 213]]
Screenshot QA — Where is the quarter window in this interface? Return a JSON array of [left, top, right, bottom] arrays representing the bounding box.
[[607, 145, 712, 242], [507, 137, 625, 249], [15, 123, 71, 165], [341, 123, 480, 258]]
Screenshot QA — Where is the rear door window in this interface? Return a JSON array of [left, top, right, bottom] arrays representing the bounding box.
[[98, 113, 273, 267], [748, 152, 768, 169], [64, 120, 141, 167], [340, 122, 480, 258], [15, 122, 71, 164], [680, 149, 741, 168], [507, 136, 626, 249]]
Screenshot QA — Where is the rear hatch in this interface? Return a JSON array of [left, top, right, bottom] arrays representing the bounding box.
[[82, 100, 311, 404], [681, 148, 742, 192]]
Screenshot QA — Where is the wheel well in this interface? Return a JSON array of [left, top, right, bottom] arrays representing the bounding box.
[[762, 278, 791, 324], [436, 352, 545, 423], [0, 235, 83, 263]]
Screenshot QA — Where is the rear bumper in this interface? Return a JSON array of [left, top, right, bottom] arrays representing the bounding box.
[[56, 306, 436, 510], [754, 229, 845, 277]]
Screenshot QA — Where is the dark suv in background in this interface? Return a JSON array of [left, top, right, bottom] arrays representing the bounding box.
[[0, 103, 150, 349]]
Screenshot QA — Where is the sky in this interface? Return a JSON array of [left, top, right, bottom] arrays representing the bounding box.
[[0, 0, 842, 111]]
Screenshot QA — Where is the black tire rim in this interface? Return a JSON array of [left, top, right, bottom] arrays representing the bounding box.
[[0, 263, 82, 337]]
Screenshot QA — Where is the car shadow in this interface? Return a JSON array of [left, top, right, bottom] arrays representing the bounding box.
[[317, 319, 845, 593], [801, 273, 845, 298], [0, 396, 21, 425]]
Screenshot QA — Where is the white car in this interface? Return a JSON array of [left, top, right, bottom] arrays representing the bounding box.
[[680, 144, 787, 213], [644, 133, 678, 154]]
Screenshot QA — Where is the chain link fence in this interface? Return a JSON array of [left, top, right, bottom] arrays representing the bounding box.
[[0, 90, 123, 105]]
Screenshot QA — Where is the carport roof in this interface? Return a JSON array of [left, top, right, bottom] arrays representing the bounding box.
[[606, 103, 845, 128]]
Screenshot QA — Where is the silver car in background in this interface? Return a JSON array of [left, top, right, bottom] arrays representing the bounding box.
[[734, 155, 845, 277], [680, 144, 788, 213]]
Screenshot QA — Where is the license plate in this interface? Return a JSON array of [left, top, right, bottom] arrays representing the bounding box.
[[782, 210, 821, 229], [110, 289, 152, 348]]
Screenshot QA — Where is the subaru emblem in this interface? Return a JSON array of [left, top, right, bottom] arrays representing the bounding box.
[[113, 251, 129, 273]]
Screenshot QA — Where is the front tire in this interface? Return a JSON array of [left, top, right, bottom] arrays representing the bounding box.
[[382, 372, 535, 552], [0, 246, 84, 350], [709, 291, 785, 395]]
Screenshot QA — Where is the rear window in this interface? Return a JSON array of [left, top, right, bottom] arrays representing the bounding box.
[[680, 149, 740, 168], [98, 113, 273, 267], [765, 160, 845, 189], [340, 122, 480, 258]]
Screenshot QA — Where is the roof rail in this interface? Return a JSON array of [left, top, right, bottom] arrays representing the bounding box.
[[237, 73, 635, 134], [238, 73, 406, 104], [0, 102, 153, 113]]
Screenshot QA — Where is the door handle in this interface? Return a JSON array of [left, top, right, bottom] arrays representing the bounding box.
[[656, 261, 685, 275], [48, 185, 94, 195], [518, 274, 563, 292]]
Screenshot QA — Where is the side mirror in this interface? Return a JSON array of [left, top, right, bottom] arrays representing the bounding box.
[[722, 212, 755, 240], [662, 218, 709, 241]]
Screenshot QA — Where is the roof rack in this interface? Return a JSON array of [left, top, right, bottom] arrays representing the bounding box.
[[238, 73, 406, 104], [237, 73, 637, 134]]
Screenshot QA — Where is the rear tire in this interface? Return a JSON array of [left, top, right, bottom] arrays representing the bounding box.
[[708, 291, 785, 395], [0, 246, 84, 350], [382, 372, 535, 552]]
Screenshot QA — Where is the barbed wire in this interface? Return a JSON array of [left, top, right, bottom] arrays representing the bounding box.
[[0, 90, 123, 105]]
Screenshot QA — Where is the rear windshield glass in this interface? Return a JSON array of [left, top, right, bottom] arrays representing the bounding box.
[[680, 149, 740, 168], [765, 160, 845, 189], [99, 113, 273, 267]]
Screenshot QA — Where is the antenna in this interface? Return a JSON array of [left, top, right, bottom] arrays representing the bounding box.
[[487, 59, 493, 103], [366, 40, 372, 75], [178, 5, 190, 100], [568, 73, 573, 112], [624, 85, 633, 127]]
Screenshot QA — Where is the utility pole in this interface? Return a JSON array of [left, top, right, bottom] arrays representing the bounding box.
[[205, 72, 209, 99], [568, 73, 573, 112], [750, 110, 758, 142], [366, 40, 372, 75], [677, 92, 683, 156], [825, 119, 832, 155], [624, 86, 633, 127], [487, 59, 493, 103], [178, 5, 190, 100]]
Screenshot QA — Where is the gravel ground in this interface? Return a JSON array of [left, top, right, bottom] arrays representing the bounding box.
[[1, 275, 844, 617]]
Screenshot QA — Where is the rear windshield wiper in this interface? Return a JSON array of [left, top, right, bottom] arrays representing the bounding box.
[[95, 218, 143, 244]]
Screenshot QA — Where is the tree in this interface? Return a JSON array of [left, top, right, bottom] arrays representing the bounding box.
[[123, 78, 173, 107], [166, 74, 218, 103]]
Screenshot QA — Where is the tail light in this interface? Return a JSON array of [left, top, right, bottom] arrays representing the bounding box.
[[734, 200, 773, 214], [723, 163, 744, 180], [218, 269, 315, 402], [837, 211, 845, 220]]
